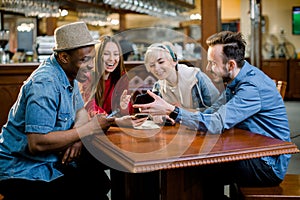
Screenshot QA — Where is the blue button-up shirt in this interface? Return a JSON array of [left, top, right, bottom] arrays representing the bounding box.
[[0, 54, 84, 182], [177, 61, 291, 180]]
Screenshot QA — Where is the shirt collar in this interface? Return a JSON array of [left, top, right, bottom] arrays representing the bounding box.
[[49, 54, 74, 91], [226, 60, 252, 90]]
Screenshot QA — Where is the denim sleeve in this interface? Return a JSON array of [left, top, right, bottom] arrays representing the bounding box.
[[178, 82, 261, 134]]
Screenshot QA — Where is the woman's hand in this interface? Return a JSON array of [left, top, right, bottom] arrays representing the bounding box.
[[120, 89, 131, 110], [115, 115, 147, 127]]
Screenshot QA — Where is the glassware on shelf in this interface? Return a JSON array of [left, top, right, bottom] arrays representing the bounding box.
[[0, 30, 10, 64]]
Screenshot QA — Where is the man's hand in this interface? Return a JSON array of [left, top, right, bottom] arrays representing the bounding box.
[[61, 141, 83, 164], [133, 90, 175, 116], [89, 114, 115, 134]]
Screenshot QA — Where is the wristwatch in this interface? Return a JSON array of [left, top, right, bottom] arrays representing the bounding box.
[[169, 106, 179, 120]]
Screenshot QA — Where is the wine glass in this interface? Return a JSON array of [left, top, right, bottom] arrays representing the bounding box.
[[0, 30, 9, 49]]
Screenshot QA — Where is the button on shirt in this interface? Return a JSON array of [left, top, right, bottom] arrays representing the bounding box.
[[177, 61, 291, 180], [0, 54, 84, 182]]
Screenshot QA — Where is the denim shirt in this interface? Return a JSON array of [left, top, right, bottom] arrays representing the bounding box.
[[176, 61, 291, 180], [0, 54, 84, 182]]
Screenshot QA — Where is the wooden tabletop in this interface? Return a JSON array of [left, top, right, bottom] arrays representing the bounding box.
[[90, 124, 299, 173]]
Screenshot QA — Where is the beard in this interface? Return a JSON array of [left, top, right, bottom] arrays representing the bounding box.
[[221, 65, 232, 85], [209, 66, 232, 85], [222, 76, 231, 85]]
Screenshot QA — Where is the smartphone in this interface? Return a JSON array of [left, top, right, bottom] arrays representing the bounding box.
[[134, 91, 159, 104], [106, 108, 120, 118], [134, 113, 149, 119]]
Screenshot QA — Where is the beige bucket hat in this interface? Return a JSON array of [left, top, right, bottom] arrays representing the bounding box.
[[53, 21, 98, 51]]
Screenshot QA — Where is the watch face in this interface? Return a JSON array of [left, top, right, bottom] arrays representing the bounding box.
[[169, 106, 179, 120]]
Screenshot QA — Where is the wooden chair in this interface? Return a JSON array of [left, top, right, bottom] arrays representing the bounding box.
[[273, 80, 287, 99], [276, 80, 287, 99], [238, 174, 300, 200]]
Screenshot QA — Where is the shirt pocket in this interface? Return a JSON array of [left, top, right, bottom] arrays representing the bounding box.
[[56, 112, 73, 130]]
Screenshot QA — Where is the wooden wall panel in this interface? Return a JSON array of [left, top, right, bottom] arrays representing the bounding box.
[[0, 63, 38, 129]]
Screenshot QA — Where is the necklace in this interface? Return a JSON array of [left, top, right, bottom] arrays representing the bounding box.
[[167, 70, 178, 92], [169, 86, 177, 93], [165, 71, 183, 105]]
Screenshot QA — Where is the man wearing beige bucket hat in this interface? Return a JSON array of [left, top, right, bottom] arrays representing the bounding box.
[[0, 21, 112, 200]]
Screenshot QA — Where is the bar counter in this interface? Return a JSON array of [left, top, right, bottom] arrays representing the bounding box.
[[0, 62, 40, 128], [0, 60, 199, 128]]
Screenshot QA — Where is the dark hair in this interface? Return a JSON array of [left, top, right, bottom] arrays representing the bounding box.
[[206, 31, 246, 68]]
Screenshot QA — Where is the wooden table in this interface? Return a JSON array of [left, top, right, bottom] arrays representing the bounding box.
[[88, 124, 299, 200]]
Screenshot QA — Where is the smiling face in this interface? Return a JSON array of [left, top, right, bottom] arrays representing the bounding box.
[[145, 49, 176, 80], [206, 44, 231, 83], [59, 45, 96, 83], [102, 41, 120, 74]]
